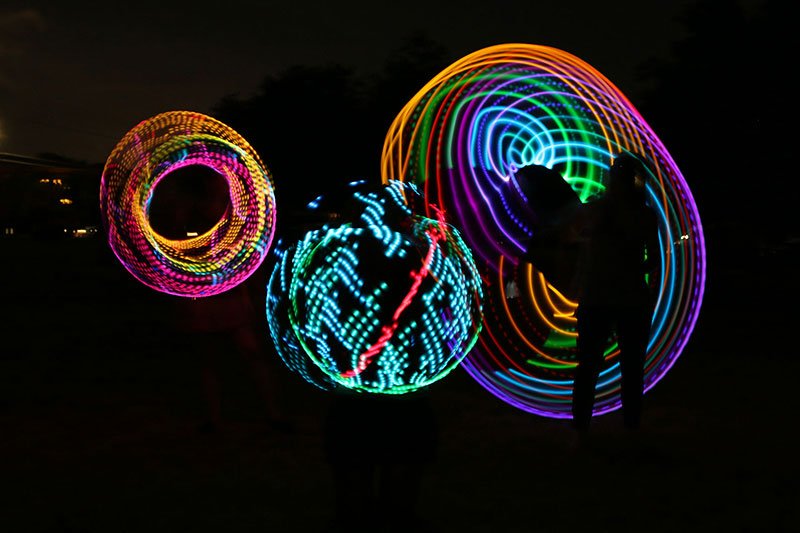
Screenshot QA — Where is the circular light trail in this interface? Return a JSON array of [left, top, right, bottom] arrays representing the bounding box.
[[100, 111, 276, 297], [382, 44, 705, 417]]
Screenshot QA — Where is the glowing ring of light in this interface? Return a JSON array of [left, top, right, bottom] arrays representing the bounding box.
[[100, 111, 276, 297], [382, 44, 705, 417], [266, 181, 483, 394]]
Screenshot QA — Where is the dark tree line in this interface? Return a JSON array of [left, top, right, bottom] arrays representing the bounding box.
[[213, 33, 448, 214], [215, 4, 795, 253]]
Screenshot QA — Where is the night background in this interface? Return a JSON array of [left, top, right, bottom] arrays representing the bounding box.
[[1, 0, 796, 531]]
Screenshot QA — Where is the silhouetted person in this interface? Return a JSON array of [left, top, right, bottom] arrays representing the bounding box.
[[174, 284, 289, 433], [513, 165, 583, 299], [572, 154, 659, 431], [152, 166, 288, 433]]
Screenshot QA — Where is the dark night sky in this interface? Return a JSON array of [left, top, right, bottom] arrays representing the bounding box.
[[0, 0, 761, 163]]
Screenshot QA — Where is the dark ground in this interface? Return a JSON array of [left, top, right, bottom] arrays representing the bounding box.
[[1, 235, 796, 532]]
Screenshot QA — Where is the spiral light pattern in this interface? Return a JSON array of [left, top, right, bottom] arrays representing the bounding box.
[[100, 111, 276, 297], [267, 181, 483, 394], [382, 44, 705, 417]]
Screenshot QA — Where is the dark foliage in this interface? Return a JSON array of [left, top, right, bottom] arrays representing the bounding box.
[[212, 33, 449, 215]]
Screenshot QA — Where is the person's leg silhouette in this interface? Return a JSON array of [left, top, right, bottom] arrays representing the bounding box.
[[573, 306, 614, 429], [617, 308, 650, 429]]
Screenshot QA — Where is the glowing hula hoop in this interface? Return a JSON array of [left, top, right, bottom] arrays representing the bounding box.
[[267, 181, 483, 394], [382, 44, 705, 417], [100, 111, 276, 297]]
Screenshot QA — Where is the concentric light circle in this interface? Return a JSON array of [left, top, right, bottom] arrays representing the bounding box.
[[100, 111, 276, 297], [382, 44, 705, 417]]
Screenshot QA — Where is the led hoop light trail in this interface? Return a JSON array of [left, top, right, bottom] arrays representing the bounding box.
[[100, 111, 276, 297], [382, 44, 706, 417], [266, 181, 483, 394]]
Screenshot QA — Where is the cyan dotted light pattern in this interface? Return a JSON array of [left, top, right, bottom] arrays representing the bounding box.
[[267, 181, 483, 393]]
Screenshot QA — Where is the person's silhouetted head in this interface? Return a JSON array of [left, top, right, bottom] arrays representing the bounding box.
[[608, 154, 645, 202], [512, 164, 580, 225]]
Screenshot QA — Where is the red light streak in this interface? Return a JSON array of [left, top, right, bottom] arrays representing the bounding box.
[[340, 208, 447, 378]]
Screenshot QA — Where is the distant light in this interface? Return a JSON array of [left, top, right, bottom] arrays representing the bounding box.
[[59, 198, 73, 205], [307, 195, 323, 209], [186, 231, 199, 237], [75, 229, 87, 234]]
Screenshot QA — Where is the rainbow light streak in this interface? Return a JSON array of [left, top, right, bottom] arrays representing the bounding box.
[[381, 44, 706, 417], [266, 181, 483, 394], [100, 111, 276, 297]]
